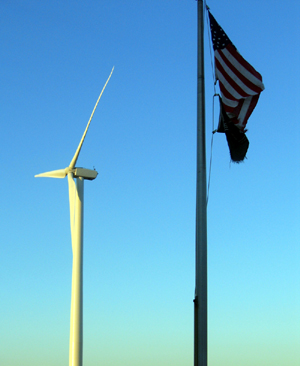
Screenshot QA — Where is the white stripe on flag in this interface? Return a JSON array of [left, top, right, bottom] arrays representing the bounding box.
[[215, 52, 259, 96], [216, 68, 244, 100], [220, 94, 239, 109], [221, 48, 264, 89], [237, 97, 252, 127]]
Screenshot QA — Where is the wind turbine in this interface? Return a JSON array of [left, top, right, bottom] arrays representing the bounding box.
[[35, 67, 114, 366]]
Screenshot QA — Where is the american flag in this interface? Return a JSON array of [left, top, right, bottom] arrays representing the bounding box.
[[208, 11, 264, 132]]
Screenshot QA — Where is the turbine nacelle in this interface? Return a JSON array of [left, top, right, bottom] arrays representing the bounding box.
[[74, 168, 98, 180]]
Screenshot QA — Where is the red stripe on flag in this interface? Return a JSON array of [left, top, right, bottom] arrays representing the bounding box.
[[215, 58, 250, 99], [231, 100, 243, 120], [218, 48, 263, 94], [239, 94, 260, 128], [218, 84, 238, 109], [226, 44, 263, 83]]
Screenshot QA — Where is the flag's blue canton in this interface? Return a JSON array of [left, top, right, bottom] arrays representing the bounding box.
[[209, 12, 233, 51]]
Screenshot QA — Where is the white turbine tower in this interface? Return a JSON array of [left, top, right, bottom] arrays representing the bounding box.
[[35, 68, 114, 366]]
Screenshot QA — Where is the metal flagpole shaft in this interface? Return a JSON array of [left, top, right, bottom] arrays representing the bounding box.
[[194, 1, 207, 366]]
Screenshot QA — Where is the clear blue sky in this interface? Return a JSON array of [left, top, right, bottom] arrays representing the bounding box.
[[1, 1, 299, 365]]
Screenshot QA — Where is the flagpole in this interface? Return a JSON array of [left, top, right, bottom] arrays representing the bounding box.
[[194, 1, 207, 366]]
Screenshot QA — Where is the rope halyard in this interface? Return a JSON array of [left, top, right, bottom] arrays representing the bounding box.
[[205, 3, 218, 204], [207, 93, 219, 204]]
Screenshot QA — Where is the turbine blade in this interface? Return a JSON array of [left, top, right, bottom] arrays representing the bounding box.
[[35, 168, 68, 178], [69, 67, 114, 170]]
